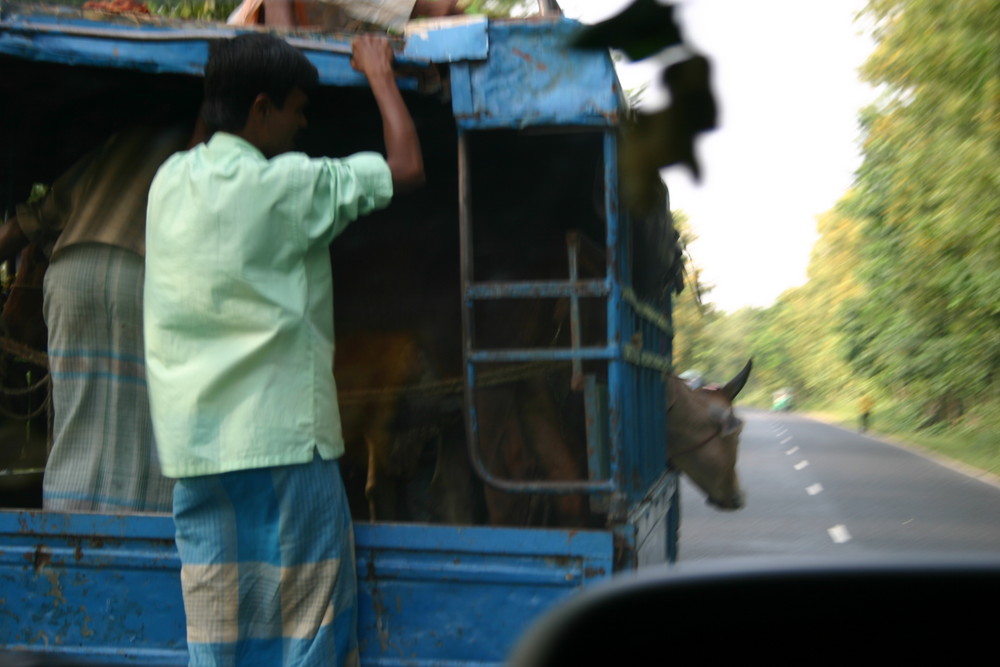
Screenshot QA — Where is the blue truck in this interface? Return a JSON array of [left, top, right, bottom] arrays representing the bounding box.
[[0, 3, 680, 664]]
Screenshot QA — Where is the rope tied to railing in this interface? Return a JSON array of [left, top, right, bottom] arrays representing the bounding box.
[[337, 360, 569, 406]]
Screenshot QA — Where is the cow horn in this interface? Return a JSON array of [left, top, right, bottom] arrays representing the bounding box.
[[721, 359, 752, 401]]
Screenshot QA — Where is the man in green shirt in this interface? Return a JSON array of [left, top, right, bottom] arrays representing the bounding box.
[[144, 33, 424, 666]]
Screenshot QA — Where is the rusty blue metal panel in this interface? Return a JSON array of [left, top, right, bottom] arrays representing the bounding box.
[[402, 15, 489, 62], [0, 511, 186, 665], [355, 522, 612, 666], [450, 62, 475, 119], [0, 7, 217, 75], [0, 10, 621, 112], [631, 472, 679, 568], [453, 19, 621, 129], [0, 511, 612, 665], [0, 5, 431, 87]]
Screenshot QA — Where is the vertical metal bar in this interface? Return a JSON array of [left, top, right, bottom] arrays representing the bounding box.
[[458, 130, 612, 494], [603, 129, 626, 520], [665, 290, 678, 562], [566, 232, 583, 390], [584, 374, 610, 514], [459, 129, 481, 488], [667, 473, 680, 563]]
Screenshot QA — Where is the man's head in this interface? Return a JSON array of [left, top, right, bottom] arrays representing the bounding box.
[[202, 33, 319, 157]]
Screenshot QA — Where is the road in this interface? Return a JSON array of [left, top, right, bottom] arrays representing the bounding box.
[[677, 408, 1000, 562]]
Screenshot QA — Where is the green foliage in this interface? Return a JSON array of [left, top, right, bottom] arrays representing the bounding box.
[[669, 210, 720, 375], [461, 0, 533, 17], [146, 0, 240, 20], [675, 0, 997, 471], [847, 0, 1000, 425]]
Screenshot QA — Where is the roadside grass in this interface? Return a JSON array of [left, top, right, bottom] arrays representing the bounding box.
[[792, 397, 1000, 479]]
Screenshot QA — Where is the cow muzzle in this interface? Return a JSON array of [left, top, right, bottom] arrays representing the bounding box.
[[706, 489, 745, 511]]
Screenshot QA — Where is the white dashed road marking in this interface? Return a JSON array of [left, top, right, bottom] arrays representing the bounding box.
[[828, 525, 852, 543], [780, 437, 793, 445], [794, 460, 810, 471], [785, 446, 799, 455], [806, 484, 824, 495]]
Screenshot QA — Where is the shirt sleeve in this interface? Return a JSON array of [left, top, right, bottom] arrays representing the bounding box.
[[300, 151, 393, 245]]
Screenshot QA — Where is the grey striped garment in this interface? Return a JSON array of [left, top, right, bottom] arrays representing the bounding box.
[[42, 243, 174, 513]]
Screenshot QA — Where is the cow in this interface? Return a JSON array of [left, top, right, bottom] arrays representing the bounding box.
[[324, 128, 751, 528], [335, 331, 480, 524], [345, 354, 754, 526], [667, 360, 752, 510], [336, 332, 429, 521]]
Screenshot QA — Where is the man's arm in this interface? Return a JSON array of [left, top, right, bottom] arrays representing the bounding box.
[[351, 35, 425, 193]]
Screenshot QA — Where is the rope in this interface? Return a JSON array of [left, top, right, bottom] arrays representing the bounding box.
[[0, 336, 49, 369], [0, 383, 50, 421], [0, 335, 52, 422], [337, 361, 569, 406], [0, 371, 50, 397]]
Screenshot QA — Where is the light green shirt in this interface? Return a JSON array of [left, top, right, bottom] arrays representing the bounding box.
[[144, 132, 393, 478]]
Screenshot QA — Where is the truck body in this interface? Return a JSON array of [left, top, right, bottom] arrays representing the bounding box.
[[0, 3, 679, 664]]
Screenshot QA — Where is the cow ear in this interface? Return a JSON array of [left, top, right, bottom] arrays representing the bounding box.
[[721, 359, 752, 402]]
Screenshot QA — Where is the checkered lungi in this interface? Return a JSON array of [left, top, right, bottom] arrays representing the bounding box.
[[42, 243, 174, 512], [173, 454, 359, 667]]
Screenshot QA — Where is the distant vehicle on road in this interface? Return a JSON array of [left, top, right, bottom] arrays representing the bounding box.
[[772, 388, 794, 411]]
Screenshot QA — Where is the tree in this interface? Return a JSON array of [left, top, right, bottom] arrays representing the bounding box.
[[669, 210, 721, 377], [847, 0, 1000, 424]]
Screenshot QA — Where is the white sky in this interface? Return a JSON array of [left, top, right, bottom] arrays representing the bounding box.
[[558, 0, 878, 311]]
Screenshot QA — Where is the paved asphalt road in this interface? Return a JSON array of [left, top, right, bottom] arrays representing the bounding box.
[[676, 408, 1000, 562]]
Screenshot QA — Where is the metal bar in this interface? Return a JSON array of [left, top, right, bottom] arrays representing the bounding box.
[[468, 346, 613, 363], [567, 232, 583, 387], [459, 130, 615, 496], [603, 129, 626, 520], [622, 286, 672, 335], [622, 344, 672, 372], [455, 116, 612, 131], [0, 20, 434, 63], [584, 375, 610, 514], [1, 21, 242, 42], [458, 129, 484, 491], [357, 552, 587, 586], [465, 278, 609, 300]]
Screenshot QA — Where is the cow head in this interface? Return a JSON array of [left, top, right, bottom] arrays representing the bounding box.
[[668, 359, 752, 511]]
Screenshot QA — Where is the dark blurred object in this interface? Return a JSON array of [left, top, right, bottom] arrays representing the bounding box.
[[571, 1, 718, 215], [619, 55, 717, 211], [570, 0, 682, 60], [509, 556, 1000, 665]]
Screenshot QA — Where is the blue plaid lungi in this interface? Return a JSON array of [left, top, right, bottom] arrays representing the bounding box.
[[173, 454, 358, 667]]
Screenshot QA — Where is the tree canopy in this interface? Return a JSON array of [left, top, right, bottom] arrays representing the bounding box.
[[669, 0, 998, 446]]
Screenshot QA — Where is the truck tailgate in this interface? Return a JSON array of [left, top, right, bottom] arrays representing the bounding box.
[[0, 511, 611, 665]]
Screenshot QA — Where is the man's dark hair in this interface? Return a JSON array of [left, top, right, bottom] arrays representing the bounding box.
[[202, 33, 319, 133]]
